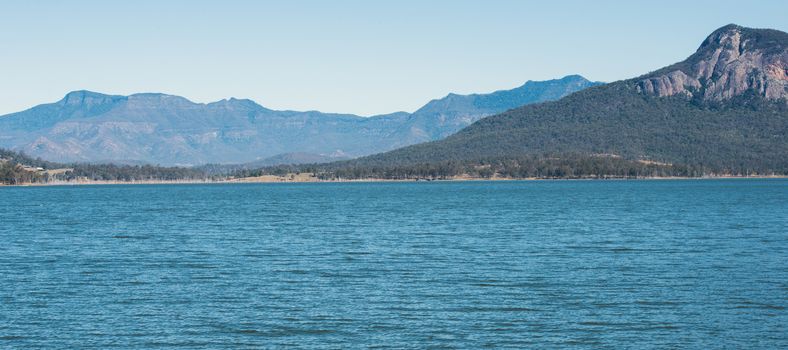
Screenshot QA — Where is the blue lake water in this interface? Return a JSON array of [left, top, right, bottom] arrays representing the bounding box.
[[1, 180, 786, 348]]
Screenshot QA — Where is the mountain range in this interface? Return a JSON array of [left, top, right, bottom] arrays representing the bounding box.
[[0, 75, 600, 166], [293, 24, 788, 178]]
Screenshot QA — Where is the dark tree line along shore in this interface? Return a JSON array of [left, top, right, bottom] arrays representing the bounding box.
[[233, 153, 777, 181], [0, 149, 208, 185]]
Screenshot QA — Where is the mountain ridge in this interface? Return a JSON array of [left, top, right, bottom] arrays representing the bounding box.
[[0, 75, 601, 165]]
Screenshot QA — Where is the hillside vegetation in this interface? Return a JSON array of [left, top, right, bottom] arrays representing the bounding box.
[[0, 149, 207, 185], [241, 25, 788, 180]]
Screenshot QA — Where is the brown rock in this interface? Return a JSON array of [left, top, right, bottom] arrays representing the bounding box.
[[638, 25, 788, 102]]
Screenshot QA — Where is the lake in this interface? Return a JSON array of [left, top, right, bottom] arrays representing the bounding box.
[[1, 180, 786, 348]]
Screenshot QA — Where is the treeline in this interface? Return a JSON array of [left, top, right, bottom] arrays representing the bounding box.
[[0, 148, 209, 185], [0, 149, 52, 184], [64, 164, 208, 182], [233, 153, 763, 180]]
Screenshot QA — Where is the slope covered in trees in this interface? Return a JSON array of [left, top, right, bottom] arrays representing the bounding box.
[[243, 25, 787, 180]]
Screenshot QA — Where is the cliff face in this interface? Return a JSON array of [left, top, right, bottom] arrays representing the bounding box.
[[638, 24, 788, 102]]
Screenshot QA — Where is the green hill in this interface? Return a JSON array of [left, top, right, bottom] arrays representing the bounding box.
[[249, 24, 787, 179]]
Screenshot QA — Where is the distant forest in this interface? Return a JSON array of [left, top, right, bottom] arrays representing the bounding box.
[[0, 149, 208, 185], [234, 153, 750, 181]]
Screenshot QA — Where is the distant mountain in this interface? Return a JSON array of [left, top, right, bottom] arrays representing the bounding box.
[[0, 76, 600, 165], [197, 152, 351, 176], [387, 75, 600, 147], [302, 24, 788, 178], [245, 152, 349, 168]]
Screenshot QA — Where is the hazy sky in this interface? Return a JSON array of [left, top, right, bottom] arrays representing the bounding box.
[[1, 0, 786, 116]]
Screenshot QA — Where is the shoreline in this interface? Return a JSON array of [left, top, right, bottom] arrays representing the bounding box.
[[2, 174, 787, 187]]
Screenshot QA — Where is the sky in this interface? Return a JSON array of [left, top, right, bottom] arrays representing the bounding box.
[[0, 0, 786, 116]]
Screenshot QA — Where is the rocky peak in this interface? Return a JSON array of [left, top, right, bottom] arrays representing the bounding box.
[[207, 97, 268, 112], [638, 24, 788, 102], [127, 93, 195, 106], [59, 90, 126, 107]]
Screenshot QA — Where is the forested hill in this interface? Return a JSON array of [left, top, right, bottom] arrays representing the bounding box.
[[258, 24, 787, 179]]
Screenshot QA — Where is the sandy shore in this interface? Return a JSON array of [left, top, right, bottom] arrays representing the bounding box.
[[2, 179, 218, 187], [2, 173, 787, 187]]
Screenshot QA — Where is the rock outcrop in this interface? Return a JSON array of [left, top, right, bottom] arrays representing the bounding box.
[[639, 70, 702, 97], [638, 24, 788, 102]]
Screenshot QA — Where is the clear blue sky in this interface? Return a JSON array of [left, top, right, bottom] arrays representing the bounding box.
[[1, 0, 786, 116]]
